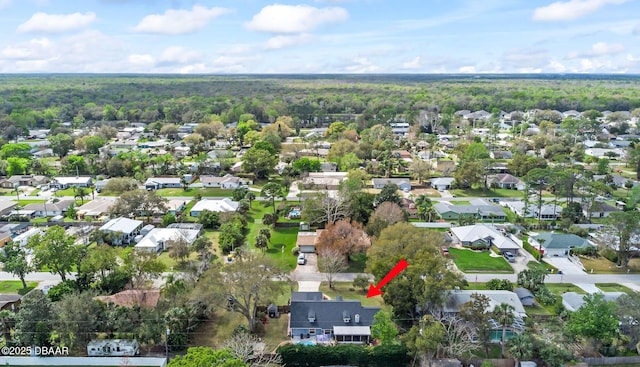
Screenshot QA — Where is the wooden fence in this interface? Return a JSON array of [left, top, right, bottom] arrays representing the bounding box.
[[583, 356, 640, 365]]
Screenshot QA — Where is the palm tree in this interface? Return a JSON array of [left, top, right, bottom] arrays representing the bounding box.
[[74, 186, 88, 205], [507, 333, 533, 367], [415, 194, 433, 221], [492, 303, 515, 358], [12, 186, 21, 200]]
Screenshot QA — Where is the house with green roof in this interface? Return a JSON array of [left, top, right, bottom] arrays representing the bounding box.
[[529, 232, 593, 257]]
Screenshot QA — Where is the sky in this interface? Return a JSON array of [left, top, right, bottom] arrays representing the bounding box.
[[0, 0, 639, 74]]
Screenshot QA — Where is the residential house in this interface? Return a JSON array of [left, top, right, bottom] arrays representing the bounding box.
[[442, 290, 526, 342], [301, 172, 348, 190], [200, 174, 252, 189], [0, 232, 11, 248], [0, 294, 21, 311], [390, 122, 410, 135], [513, 288, 535, 307], [297, 231, 320, 253], [562, 292, 625, 312], [3, 175, 49, 188], [371, 178, 411, 192], [435, 200, 506, 222], [529, 232, 593, 257], [51, 176, 93, 189], [0, 201, 18, 216], [99, 217, 144, 245], [320, 162, 338, 172], [190, 198, 239, 217], [582, 201, 621, 218], [489, 174, 525, 190], [289, 292, 380, 344], [449, 224, 520, 254], [23, 200, 74, 218], [504, 201, 562, 220], [593, 174, 633, 188], [13, 227, 43, 247], [166, 199, 187, 215], [94, 179, 111, 193], [167, 223, 204, 232], [144, 177, 182, 190], [430, 177, 455, 191], [76, 198, 117, 220], [134, 227, 200, 253], [490, 151, 513, 160]]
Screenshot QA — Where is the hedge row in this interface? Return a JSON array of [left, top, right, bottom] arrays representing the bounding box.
[[277, 343, 410, 367], [523, 240, 541, 259]]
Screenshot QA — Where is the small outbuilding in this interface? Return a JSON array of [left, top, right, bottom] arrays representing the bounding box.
[[514, 287, 535, 306]]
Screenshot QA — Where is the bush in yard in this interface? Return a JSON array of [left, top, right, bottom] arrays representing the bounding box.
[[486, 278, 513, 291], [353, 274, 370, 292], [600, 247, 618, 264], [277, 344, 410, 367], [46, 280, 77, 302], [534, 285, 557, 306], [572, 246, 597, 257]]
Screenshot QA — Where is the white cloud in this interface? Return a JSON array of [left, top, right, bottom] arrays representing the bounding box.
[[401, 56, 422, 70], [532, 0, 627, 22], [128, 54, 155, 67], [264, 34, 314, 49], [548, 60, 568, 72], [459, 66, 476, 73], [567, 41, 625, 58], [246, 4, 348, 34], [133, 5, 232, 35], [158, 46, 202, 64], [342, 57, 380, 73], [1, 38, 54, 59], [17, 12, 96, 33]]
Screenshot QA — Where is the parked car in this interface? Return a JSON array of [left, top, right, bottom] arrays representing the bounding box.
[[297, 253, 306, 265], [503, 251, 516, 263], [441, 246, 450, 256]]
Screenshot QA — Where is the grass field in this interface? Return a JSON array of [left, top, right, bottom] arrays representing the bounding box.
[[246, 201, 299, 270], [17, 199, 46, 205], [595, 283, 635, 293], [319, 282, 390, 311], [546, 283, 586, 296], [0, 280, 38, 294], [579, 256, 640, 274], [449, 248, 514, 273], [155, 187, 234, 197]]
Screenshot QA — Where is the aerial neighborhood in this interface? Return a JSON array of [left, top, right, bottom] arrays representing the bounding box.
[[0, 75, 639, 367]]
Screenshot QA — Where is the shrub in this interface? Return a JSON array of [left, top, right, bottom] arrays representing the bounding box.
[[534, 285, 557, 306], [572, 246, 597, 257], [277, 344, 409, 367], [600, 247, 618, 264], [486, 278, 513, 291], [353, 274, 370, 292], [523, 240, 541, 259], [46, 280, 77, 302]]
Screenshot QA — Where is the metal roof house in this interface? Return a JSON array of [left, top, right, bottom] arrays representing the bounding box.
[[435, 201, 506, 222], [561, 292, 625, 312], [190, 198, 239, 216], [134, 227, 200, 253], [529, 232, 593, 257], [87, 339, 139, 357], [289, 292, 380, 345], [449, 224, 520, 254], [99, 217, 144, 245]]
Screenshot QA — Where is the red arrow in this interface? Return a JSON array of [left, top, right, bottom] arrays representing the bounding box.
[[366, 259, 409, 298]]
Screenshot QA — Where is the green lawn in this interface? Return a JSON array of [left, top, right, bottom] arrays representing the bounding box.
[[451, 188, 552, 198], [319, 282, 390, 311], [579, 256, 640, 274], [545, 283, 586, 296], [17, 199, 46, 205], [464, 282, 490, 290], [449, 248, 514, 273], [155, 187, 235, 197], [0, 280, 38, 294], [527, 260, 557, 272], [450, 200, 471, 205], [595, 283, 635, 294]]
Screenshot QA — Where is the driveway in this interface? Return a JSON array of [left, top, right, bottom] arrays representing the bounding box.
[[542, 257, 585, 275], [292, 253, 320, 291]]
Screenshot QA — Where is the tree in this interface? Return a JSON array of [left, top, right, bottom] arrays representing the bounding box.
[[460, 293, 492, 357], [6, 157, 29, 176], [316, 220, 370, 262], [366, 223, 465, 326], [366, 202, 406, 238], [616, 293, 640, 349], [167, 347, 245, 367], [162, 213, 177, 227], [123, 249, 167, 289], [192, 236, 213, 260], [374, 183, 401, 207], [28, 226, 79, 281], [454, 161, 484, 189], [566, 293, 620, 352], [403, 315, 444, 367], [371, 311, 398, 345], [242, 147, 278, 179], [526, 168, 550, 229], [0, 241, 33, 289], [169, 235, 192, 265], [317, 248, 348, 288], [600, 211, 640, 267], [410, 160, 433, 184], [198, 209, 221, 229], [507, 333, 534, 367], [292, 157, 321, 173], [160, 124, 180, 140], [261, 182, 284, 217], [14, 290, 54, 347], [109, 189, 168, 223], [102, 177, 139, 194], [517, 268, 547, 292], [0, 143, 31, 159], [48, 133, 74, 158], [415, 194, 436, 222], [492, 303, 515, 357], [54, 291, 103, 351], [255, 234, 268, 254], [200, 252, 284, 333], [73, 186, 89, 205], [232, 187, 249, 201], [219, 222, 244, 254], [302, 191, 351, 226], [353, 274, 370, 292], [80, 243, 118, 284]]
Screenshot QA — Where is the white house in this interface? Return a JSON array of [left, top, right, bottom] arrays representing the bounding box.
[[431, 177, 455, 191], [371, 178, 411, 191], [23, 200, 74, 218], [51, 176, 93, 189], [449, 224, 521, 254], [99, 217, 144, 245], [200, 174, 252, 189], [87, 339, 139, 357], [144, 177, 182, 190], [529, 232, 593, 257], [135, 227, 200, 253], [12, 227, 43, 247], [190, 198, 239, 217]]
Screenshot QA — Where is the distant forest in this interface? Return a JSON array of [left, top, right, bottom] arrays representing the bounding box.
[[1, 74, 640, 136]]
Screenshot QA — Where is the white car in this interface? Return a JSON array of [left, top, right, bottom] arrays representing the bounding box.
[[297, 253, 306, 265]]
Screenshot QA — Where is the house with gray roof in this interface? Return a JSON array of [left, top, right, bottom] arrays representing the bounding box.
[[371, 178, 411, 191], [442, 290, 526, 342], [582, 201, 621, 218], [489, 174, 525, 190], [449, 224, 520, 253], [431, 177, 455, 191], [513, 288, 535, 306], [529, 232, 593, 257], [435, 201, 506, 222], [289, 292, 380, 344], [99, 217, 144, 245], [504, 201, 561, 220], [144, 177, 182, 190]]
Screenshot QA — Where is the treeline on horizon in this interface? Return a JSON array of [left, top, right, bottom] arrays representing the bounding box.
[[1, 74, 640, 132]]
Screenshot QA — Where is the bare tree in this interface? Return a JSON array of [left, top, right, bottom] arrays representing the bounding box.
[[316, 220, 371, 262], [302, 191, 351, 226], [435, 314, 479, 359], [223, 331, 282, 367], [317, 248, 348, 288]]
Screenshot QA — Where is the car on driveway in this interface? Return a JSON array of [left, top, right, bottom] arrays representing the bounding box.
[[297, 253, 306, 265], [503, 251, 516, 263]]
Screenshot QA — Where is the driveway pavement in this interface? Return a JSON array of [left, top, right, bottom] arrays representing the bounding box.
[[543, 257, 585, 275]]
